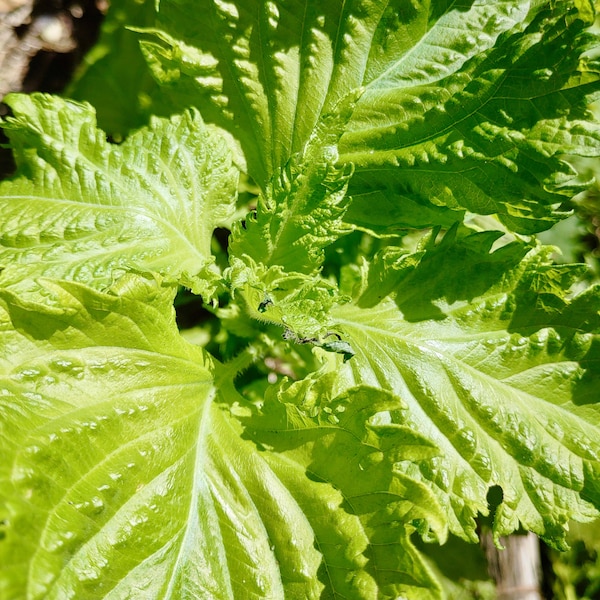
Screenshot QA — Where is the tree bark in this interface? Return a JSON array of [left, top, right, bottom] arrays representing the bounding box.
[[482, 532, 543, 600], [0, 0, 75, 100]]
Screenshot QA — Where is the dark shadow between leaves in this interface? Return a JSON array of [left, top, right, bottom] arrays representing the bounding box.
[[358, 228, 531, 324], [1, 293, 74, 340]]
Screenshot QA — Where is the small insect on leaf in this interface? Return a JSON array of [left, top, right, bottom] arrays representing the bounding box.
[[258, 296, 274, 313], [319, 334, 355, 362]]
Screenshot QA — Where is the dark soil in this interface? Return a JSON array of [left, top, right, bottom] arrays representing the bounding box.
[[0, 0, 104, 97], [0, 0, 105, 176]]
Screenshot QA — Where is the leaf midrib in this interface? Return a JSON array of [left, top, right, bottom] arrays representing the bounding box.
[[162, 388, 234, 599], [0, 194, 207, 272], [334, 305, 598, 467], [365, 0, 463, 90]]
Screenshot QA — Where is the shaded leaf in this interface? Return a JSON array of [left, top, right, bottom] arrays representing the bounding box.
[[327, 230, 600, 547]]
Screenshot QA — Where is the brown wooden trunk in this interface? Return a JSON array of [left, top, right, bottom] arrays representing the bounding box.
[[482, 532, 543, 599]]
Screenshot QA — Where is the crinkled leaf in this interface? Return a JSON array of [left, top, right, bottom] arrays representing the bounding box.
[[0, 275, 448, 598], [240, 383, 447, 599], [226, 256, 341, 341], [0, 94, 238, 302], [227, 99, 358, 275], [140, 0, 526, 183], [225, 104, 359, 341], [342, 0, 600, 234], [138, 0, 600, 232], [326, 229, 600, 548]]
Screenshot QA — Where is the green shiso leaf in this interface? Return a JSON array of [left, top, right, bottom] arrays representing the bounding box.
[[140, 0, 527, 183], [1, 1, 600, 598], [0, 93, 238, 302], [228, 95, 359, 276], [138, 0, 600, 233], [323, 228, 600, 548], [342, 0, 600, 234], [0, 274, 447, 598]]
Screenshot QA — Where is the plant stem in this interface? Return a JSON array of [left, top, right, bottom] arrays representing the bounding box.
[[482, 532, 543, 600]]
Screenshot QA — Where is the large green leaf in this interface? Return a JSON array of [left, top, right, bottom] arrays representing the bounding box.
[[140, 0, 527, 182], [0, 275, 447, 598], [138, 0, 600, 232], [320, 229, 600, 548], [342, 0, 600, 234], [0, 94, 238, 302]]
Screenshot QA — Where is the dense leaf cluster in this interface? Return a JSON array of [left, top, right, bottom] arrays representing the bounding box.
[[1, 1, 600, 598]]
